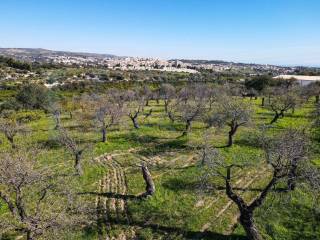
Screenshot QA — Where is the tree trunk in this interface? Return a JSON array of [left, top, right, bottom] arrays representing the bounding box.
[[54, 117, 61, 130], [102, 127, 107, 142], [261, 97, 265, 106], [7, 136, 15, 149], [240, 212, 262, 240], [182, 120, 191, 136], [145, 99, 149, 106], [287, 158, 298, 191], [26, 230, 34, 240], [227, 131, 233, 147], [168, 112, 175, 123], [75, 153, 82, 175], [209, 101, 213, 110], [145, 109, 152, 119], [227, 125, 238, 147], [131, 117, 140, 129], [141, 164, 155, 197], [270, 113, 280, 124], [164, 100, 168, 113], [315, 95, 319, 103]]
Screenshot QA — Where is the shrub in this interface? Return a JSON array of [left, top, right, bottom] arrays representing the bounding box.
[[16, 83, 51, 110]]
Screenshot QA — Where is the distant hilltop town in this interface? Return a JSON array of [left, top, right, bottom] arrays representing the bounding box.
[[0, 48, 301, 75]]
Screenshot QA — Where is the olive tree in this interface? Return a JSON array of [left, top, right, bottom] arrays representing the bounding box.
[[175, 87, 206, 136], [58, 128, 89, 175], [124, 90, 145, 129], [201, 129, 312, 240], [206, 98, 253, 147], [0, 149, 85, 240], [60, 96, 80, 119], [266, 87, 298, 124], [16, 83, 51, 111], [95, 100, 123, 142], [159, 83, 176, 117], [140, 85, 153, 106], [48, 102, 62, 130], [0, 118, 26, 148], [205, 85, 227, 109], [303, 82, 320, 103]]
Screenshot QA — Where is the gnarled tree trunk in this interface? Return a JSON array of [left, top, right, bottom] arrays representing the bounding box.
[[141, 164, 155, 197], [287, 158, 298, 191], [102, 127, 107, 142], [182, 120, 192, 136], [240, 211, 262, 240], [75, 152, 83, 175], [131, 116, 140, 129], [227, 124, 238, 147], [26, 230, 34, 240], [270, 112, 280, 124], [7, 136, 15, 149]]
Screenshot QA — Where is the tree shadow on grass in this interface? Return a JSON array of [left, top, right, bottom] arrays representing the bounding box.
[[162, 177, 200, 192], [112, 132, 161, 145], [37, 137, 97, 150], [38, 138, 61, 149], [78, 191, 140, 200], [137, 138, 190, 157], [84, 215, 247, 240], [143, 122, 180, 132], [213, 185, 288, 193], [234, 136, 261, 149]]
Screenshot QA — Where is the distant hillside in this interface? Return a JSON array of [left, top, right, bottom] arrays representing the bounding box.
[[0, 48, 118, 63]]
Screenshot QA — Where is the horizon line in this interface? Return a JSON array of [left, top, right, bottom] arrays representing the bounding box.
[[0, 46, 319, 69]]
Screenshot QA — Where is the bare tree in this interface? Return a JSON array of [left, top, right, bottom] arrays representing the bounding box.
[[269, 129, 310, 191], [58, 128, 89, 175], [106, 88, 126, 108], [0, 118, 25, 148], [266, 87, 298, 124], [0, 148, 85, 240], [175, 88, 206, 136], [302, 82, 320, 103], [140, 85, 153, 106], [313, 103, 320, 128], [95, 101, 123, 142], [205, 85, 227, 109], [60, 96, 80, 119], [124, 90, 145, 129], [159, 83, 176, 116], [201, 129, 312, 240], [48, 102, 62, 130], [206, 98, 252, 147]]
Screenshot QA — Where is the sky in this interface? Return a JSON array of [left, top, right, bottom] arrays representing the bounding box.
[[0, 0, 320, 66]]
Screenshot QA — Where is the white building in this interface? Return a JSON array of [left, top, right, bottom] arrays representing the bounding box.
[[274, 75, 320, 86]]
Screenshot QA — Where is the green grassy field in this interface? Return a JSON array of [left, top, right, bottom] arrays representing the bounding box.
[[0, 96, 319, 240]]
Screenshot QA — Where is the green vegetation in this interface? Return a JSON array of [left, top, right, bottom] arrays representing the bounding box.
[[0, 74, 319, 240]]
